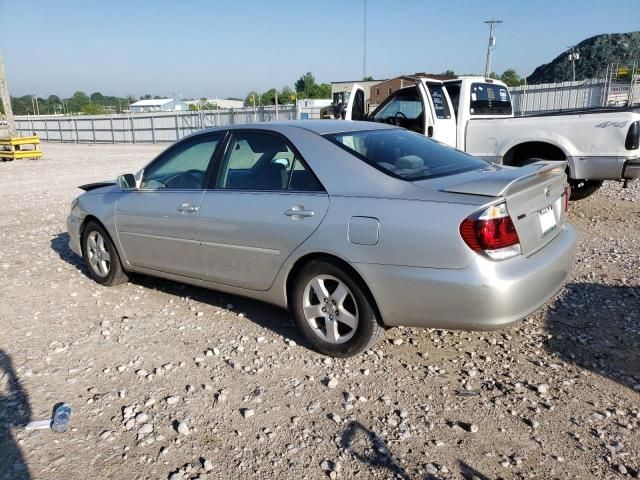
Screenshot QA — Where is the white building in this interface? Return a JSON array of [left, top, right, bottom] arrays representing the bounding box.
[[130, 99, 188, 113], [185, 98, 245, 109]]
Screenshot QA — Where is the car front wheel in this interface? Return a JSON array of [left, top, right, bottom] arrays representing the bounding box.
[[290, 260, 385, 357], [82, 221, 128, 286]]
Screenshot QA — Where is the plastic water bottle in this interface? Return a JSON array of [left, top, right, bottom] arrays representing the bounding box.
[[51, 404, 72, 433]]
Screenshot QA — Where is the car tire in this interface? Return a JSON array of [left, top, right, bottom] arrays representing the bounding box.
[[568, 179, 603, 201], [290, 260, 385, 357], [81, 221, 129, 286]]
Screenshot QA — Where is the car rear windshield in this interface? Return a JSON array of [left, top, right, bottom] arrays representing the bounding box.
[[470, 83, 512, 115], [325, 129, 488, 180]]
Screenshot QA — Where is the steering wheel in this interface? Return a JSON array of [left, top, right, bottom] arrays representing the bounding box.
[[392, 111, 407, 126]]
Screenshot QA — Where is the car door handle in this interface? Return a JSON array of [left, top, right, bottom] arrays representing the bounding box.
[[177, 203, 199, 213], [285, 206, 314, 220]]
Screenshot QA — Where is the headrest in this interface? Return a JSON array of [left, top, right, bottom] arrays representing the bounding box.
[[246, 134, 284, 154], [396, 155, 424, 170]]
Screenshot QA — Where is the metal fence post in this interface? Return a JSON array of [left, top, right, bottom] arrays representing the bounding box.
[[91, 118, 96, 143], [130, 116, 136, 144], [110, 118, 115, 143], [74, 118, 79, 143], [175, 113, 179, 140], [44, 119, 49, 140], [151, 115, 156, 144], [58, 118, 62, 142]]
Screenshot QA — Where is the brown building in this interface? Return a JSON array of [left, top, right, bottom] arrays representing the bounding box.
[[369, 73, 456, 107]]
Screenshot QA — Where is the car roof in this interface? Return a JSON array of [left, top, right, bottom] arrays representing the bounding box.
[[190, 120, 397, 139]]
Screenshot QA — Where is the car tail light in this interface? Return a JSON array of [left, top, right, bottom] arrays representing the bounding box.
[[460, 203, 521, 260], [625, 121, 640, 150]]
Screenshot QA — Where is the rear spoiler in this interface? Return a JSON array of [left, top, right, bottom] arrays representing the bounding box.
[[441, 161, 567, 197], [79, 181, 117, 192]]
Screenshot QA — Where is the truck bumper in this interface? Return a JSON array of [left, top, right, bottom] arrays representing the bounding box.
[[622, 158, 640, 179], [569, 155, 640, 180]]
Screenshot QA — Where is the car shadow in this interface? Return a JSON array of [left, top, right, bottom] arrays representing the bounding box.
[[50, 232, 84, 270], [50, 232, 304, 346], [0, 350, 32, 480], [543, 281, 640, 391]]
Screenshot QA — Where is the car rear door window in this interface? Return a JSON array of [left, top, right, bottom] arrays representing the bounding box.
[[218, 132, 323, 192]]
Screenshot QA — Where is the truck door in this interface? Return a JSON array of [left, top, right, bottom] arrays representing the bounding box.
[[418, 79, 457, 148], [343, 84, 367, 120]]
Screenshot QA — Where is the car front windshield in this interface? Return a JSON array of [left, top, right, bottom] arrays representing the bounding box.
[[325, 128, 488, 180]]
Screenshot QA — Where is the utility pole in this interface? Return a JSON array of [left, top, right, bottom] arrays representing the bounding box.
[[483, 19, 502, 78], [567, 46, 580, 82], [363, 0, 367, 79], [0, 49, 16, 137]]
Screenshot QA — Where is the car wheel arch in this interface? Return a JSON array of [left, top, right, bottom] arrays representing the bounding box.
[[284, 252, 386, 328], [80, 215, 121, 259]]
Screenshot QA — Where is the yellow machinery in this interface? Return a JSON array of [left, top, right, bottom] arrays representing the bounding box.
[[0, 135, 43, 160]]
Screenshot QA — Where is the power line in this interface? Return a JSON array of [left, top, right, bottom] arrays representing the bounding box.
[[484, 19, 503, 78]]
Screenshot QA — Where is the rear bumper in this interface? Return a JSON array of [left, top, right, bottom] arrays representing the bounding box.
[[354, 223, 577, 330], [569, 155, 640, 180]]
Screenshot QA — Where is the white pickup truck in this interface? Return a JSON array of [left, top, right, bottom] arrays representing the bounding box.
[[344, 76, 640, 199]]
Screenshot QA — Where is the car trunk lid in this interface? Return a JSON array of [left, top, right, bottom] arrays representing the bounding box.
[[419, 161, 568, 256]]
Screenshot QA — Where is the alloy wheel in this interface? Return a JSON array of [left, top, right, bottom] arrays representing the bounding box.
[[302, 274, 359, 344]]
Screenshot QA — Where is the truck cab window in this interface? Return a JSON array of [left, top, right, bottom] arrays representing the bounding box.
[[371, 87, 425, 134], [469, 83, 512, 115]]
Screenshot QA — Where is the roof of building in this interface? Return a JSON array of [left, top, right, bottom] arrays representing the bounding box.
[[331, 79, 386, 84], [130, 99, 177, 107]]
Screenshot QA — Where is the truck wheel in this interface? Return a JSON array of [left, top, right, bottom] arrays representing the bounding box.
[[568, 179, 603, 201]]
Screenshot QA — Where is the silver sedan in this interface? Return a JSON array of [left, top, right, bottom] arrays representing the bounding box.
[[67, 120, 577, 357]]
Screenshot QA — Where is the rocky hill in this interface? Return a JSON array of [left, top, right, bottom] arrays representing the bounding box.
[[527, 32, 640, 84]]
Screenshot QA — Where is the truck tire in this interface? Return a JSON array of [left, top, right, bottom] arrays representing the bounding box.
[[513, 157, 602, 201], [568, 179, 603, 201]]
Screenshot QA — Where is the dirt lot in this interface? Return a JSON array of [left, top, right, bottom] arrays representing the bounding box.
[[1, 143, 638, 480]]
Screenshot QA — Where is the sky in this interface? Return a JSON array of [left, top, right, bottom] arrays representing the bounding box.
[[1, 0, 638, 99]]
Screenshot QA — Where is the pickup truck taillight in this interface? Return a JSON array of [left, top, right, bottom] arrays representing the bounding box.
[[626, 121, 640, 150], [460, 203, 521, 260]]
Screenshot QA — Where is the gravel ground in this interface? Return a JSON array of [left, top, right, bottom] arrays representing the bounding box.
[[0, 143, 638, 480]]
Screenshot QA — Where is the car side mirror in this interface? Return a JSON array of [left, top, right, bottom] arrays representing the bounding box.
[[117, 173, 137, 190]]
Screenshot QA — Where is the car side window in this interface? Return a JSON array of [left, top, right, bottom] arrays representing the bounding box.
[[141, 136, 222, 189], [218, 132, 322, 192]]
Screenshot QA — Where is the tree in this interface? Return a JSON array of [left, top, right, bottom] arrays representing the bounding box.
[[295, 72, 317, 98], [140, 94, 153, 100], [82, 103, 106, 115], [90, 92, 105, 104], [441, 69, 455, 76], [363, 76, 374, 81], [279, 86, 295, 104], [260, 88, 277, 105], [500, 69, 525, 86], [244, 90, 260, 107]]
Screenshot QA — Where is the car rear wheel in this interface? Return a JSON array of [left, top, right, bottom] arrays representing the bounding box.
[[82, 221, 128, 286], [290, 260, 385, 357]]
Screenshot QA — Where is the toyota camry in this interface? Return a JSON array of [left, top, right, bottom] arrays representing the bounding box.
[[67, 121, 576, 357]]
